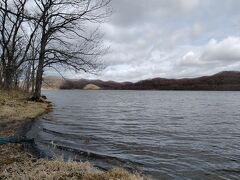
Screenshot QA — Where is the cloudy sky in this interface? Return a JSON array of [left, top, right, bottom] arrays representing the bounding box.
[[54, 0, 240, 82]]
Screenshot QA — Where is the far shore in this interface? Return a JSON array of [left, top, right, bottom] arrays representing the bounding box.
[[43, 71, 240, 91]]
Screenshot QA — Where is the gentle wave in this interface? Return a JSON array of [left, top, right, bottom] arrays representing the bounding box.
[[28, 90, 240, 179]]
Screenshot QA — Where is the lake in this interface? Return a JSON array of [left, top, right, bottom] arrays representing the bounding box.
[[27, 90, 240, 179]]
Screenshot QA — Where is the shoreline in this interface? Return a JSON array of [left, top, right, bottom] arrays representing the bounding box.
[[0, 90, 145, 180], [15, 102, 53, 157]]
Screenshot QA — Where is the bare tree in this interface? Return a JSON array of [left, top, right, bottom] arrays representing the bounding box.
[[31, 0, 111, 99], [0, 0, 40, 89], [0, 0, 46, 90], [0, 0, 26, 88], [0, 0, 111, 96]]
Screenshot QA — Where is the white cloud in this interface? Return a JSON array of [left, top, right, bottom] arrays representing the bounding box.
[[180, 51, 201, 66], [201, 37, 240, 62], [177, 36, 240, 77]]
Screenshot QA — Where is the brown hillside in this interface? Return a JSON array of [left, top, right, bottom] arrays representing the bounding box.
[[52, 71, 240, 91]]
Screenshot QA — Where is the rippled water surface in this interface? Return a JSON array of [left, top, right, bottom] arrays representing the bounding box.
[[28, 90, 240, 179]]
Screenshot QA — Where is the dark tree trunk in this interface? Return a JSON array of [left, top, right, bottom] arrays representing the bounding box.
[[24, 64, 31, 92], [3, 67, 15, 89], [34, 64, 43, 99], [31, 69, 35, 93], [31, 49, 36, 93], [14, 74, 19, 88], [33, 36, 46, 99], [0, 66, 2, 87]]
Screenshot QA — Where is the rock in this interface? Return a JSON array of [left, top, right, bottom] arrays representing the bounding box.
[[28, 95, 48, 103], [41, 95, 47, 100]]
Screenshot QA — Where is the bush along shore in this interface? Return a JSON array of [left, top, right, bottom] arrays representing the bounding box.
[[0, 90, 145, 180]]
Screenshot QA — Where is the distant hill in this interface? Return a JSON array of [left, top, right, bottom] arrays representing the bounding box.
[[122, 71, 240, 91], [43, 71, 240, 91], [59, 79, 129, 90]]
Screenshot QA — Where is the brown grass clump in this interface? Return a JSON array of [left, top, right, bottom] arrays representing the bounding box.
[[0, 89, 49, 136], [2, 159, 144, 180], [82, 168, 144, 180], [0, 90, 49, 122], [0, 145, 144, 180]]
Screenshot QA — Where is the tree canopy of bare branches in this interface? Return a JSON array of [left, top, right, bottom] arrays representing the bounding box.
[[0, 0, 111, 98]]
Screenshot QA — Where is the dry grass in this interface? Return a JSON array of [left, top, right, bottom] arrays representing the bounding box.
[[0, 90, 48, 122], [0, 145, 145, 180], [0, 89, 49, 136], [0, 90, 147, 180], [1, 145, 144, 180]]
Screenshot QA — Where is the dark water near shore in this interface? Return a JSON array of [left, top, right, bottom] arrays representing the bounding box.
[[28, 90, 240, 179]]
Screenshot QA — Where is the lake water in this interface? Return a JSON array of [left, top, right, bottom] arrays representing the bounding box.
[[28, 90, 240, 179]]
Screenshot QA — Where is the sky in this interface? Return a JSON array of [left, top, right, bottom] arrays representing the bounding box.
[[48, 0, 240, 82]]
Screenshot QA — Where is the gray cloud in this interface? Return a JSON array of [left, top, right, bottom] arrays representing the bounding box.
[[57, 0, 240, 82]]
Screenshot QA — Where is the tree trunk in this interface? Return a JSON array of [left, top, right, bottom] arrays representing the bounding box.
[[31, 67, 35, 93], [34, 69, 42, 98], [33, 15, 48, 100], [33, 39, 46, 99], [34, 59, 44, 99], [31, 51, 35, 93], [3, 67, 15, 90], [24, 64, 31, 92], [0, 65, 2, 87], [14, 74, 19, 89]]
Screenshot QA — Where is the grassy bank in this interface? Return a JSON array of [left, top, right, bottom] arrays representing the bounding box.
[[0, 90, 145, 180], [0, 90, 49, 136]]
